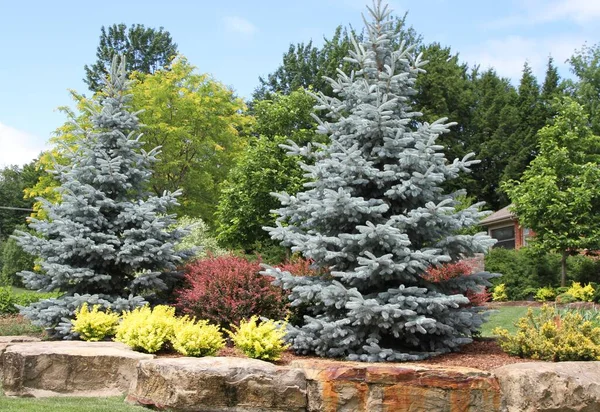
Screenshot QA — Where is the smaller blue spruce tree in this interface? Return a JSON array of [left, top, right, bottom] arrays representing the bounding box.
[[262, 1, 498, 362], [15, 56, 189, 337]]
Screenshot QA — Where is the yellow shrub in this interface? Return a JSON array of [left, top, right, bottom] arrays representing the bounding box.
[[114, 305, 176, 353], [492, 283, 508, 302], [171, 317, 225, 357], [494, 305, 600, 361], [566, 282, 595, 302], [228, 316, 290, 361], [71, 303, 119, 341]]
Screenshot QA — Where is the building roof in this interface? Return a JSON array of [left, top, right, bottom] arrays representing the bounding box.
[[480, 205, 515, 226]]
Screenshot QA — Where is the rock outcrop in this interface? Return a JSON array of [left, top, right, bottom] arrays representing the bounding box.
[[126, 357, 307, 411], [1, 341, 153, 397], [493, 362, 600, 412]]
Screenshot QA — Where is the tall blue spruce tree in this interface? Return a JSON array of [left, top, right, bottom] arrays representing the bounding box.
[[262, 1, 498, 362], [15, 56, 189, 338]]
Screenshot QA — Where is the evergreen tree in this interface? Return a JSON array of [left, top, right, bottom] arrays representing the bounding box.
[[414, 43, 475, 193], [468, 69, 519, 209], [262, 1, 497, 362], [15, 56, 189, 337], [502, 62, 545, 184], [253, 16, 421, 100], [541, 56, 561, 103]]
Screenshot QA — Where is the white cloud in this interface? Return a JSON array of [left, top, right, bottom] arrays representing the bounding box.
[[0, 122, 46, 167], [462, 34, 584, 82], [487, 0, 600, 28], [223, 16, 258, 36]]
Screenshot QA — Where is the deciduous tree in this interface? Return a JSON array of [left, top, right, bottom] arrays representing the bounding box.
[[504, 98, 600, 286]]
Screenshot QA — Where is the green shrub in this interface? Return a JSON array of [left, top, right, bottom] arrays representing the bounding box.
[[494, 305, 600, 361], [228, 316, 289, 361], [0, 287, 60, 314], [485, 248, 600, 300], [71, 303, 120, 341], [556, 293, 578, 304], [567, 255, 600, 285], [535, 286, 556, 302], [114, 305, 176, 353], [1, 234, 35, 287], [485, 248, 561, 300], [171, 317, 225, 357], [492, 284, 508, 302]]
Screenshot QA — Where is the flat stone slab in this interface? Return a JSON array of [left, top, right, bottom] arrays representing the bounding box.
[[126, 357, 307, 411], [291, 359, 501, 412], [0, 335, 42, 369], [493, 361, 600, 412], [1, 341, 153, 397]]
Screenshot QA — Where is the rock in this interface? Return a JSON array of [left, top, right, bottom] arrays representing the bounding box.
[[291, 359, 501, 412], [126, 357, 307, 411], [0, 336, 41, 343], [1, 341, 153, 397], [493, 362, 600, 412], [0, 336, 42, 369]]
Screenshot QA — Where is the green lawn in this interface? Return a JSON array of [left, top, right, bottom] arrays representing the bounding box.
[[480, 306, 538, 337], [0, 396, 151, 412]]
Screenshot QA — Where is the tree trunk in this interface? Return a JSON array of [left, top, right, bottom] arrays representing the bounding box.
[[561, 251, 568, 287]]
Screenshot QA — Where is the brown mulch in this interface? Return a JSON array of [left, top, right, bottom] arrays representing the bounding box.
[[156, 339, 533, 371], [418, 339, 535, 370]]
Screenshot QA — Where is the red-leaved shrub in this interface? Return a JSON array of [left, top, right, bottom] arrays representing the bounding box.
[[465, 288, 491, 306], [276, 257, 324, 277], [175, 255, 288, 328], [422, 261, 490, 307], [422, 261, 474, 282]]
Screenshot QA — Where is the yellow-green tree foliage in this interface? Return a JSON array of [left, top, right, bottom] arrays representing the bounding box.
[[24, 90, 96, 218], [26, 57, 251, 225], [130, 57, 252, 223]]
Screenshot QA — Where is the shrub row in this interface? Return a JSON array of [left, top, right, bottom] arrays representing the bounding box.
[[491, 282, 598, 303], [71, 304, 289, 361], [485, 248, 600, 300]]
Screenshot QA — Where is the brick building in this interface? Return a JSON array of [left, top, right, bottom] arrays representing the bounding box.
[[479, 205, 533, 250]]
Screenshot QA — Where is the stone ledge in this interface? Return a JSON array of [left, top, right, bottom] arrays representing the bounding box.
[[1, 341, 153, 397], [126, 357, 308, 412], [291, 359, 501, 412]]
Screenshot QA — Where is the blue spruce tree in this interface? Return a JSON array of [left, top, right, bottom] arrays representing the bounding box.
[[15, 56, 189, 338], [262, 1, 498, 362]]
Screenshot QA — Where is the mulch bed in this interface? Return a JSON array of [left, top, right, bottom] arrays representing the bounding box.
[[157, 339, 534, 371]]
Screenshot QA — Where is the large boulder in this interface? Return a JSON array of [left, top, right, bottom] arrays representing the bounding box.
[[126, 357, 307, 411], [0, 336, 42, 369], [493, 362, 600, 412], [1, 341, 153, 397], [291, 359, 501, 412]]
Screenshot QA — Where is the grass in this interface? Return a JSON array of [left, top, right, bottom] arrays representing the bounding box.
[[0, 394, 151, 411], [0, 315, 44, 337], [480, 306, 539, 337]]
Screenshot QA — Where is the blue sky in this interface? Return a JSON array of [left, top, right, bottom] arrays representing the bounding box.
[[0, 0, 598, 166]]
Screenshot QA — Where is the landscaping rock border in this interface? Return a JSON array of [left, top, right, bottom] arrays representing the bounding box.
[[2, 339, 600, 411]]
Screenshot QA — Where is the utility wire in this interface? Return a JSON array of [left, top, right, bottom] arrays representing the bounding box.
[[0, 206, 34, 212]]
